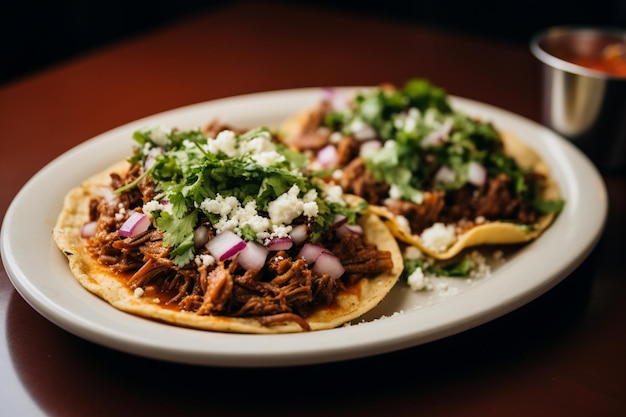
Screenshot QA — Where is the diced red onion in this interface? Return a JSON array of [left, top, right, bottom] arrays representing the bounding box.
[[297, 243, 327, 266], [321, 87, 348, 110], [237, 241, 268, 271], [81, 221, 97, 238], [321, 87, 335, 101], [144, 157, 156, 170], [422, 119, 453, 147], [144, 147, 163, 170], [332, 214, 347, 229], [205, 230, 246, 261], [359, 140, 381, 158], [119, 212, 151, 238], [422, 131, 444, 147], [266, 236, 293, 251], [194, 225, 210, 248], [312, 252, 345, 280], [335, 222, 363, 239], [467, 161, 487, 187], [434, 165, 456, 184], [316, 144, 338, 168], [289, 224, 309, 245], [351, 120, 377, 141]]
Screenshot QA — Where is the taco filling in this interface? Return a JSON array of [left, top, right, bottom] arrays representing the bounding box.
[[280, 79, 564, 259], [53, 124, 402, 333]]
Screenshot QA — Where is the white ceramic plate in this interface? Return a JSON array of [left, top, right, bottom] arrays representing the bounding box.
[[1, 88, 607, 367]]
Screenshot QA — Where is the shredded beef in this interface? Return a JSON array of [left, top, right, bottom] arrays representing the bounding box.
[[385, 191, 446, 234], [339, 158, 390, 205], [331, 233, 394, 284], [335, 151, 544, 235], [86, 162, 393, 331], [203, 119, 249, 138], [283, 101, 334, 151], [197, 263, 234, 315], [335, 136, 361, 168]]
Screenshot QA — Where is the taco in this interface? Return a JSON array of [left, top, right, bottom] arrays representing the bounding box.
[[279, 79, 564, 260], [53, 125, 402, 334]]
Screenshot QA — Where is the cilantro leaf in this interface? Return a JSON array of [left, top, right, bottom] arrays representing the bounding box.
[[402, 255, 473, 280], [155, 210, 198, 267]]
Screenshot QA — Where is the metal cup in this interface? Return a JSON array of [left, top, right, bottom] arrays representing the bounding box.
[[530, 26, 626, 173]]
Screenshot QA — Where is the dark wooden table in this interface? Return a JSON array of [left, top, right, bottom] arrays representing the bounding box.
[[1, 1, 624, 416]]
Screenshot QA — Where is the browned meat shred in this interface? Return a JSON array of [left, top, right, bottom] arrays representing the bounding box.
[[349, 168, 546, 234], [85, 160, 394, 331], [331, 233, 394, 284], [339, 158, 390, 205], [202, 119, 248, 137], [283, 101, 334, 151]]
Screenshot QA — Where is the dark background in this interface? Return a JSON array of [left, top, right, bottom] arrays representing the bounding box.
[[1, 0, 625, 86]]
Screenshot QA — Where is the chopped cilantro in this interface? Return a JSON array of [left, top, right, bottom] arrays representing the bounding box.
[[122, 125, 363, 267], [322, 78, 564, 215]]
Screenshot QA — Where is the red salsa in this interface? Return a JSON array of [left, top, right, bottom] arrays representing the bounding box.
[[569, 44, 626, 77]]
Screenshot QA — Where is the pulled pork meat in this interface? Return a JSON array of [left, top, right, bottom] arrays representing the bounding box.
[[85, 164, 394, 331]]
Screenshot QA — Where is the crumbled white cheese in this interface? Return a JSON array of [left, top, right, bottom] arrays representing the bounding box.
[[421, 222, 457, 252], [322, 184, 345, 205], [194, 254, 215, 267], [395, 215, 412, 234], [201, 195, 239, 218], [329, 131, 343, 144], [268, 224, 292, 241], [435, 281, 459, 297], [233, 201, 270, 235], [243, 132, 274, 153], [302, 201, 319, 218], [199, 185, 318, 242], [114, 203, 127, 221], [251, 150, 285, 167], [143, 199, 173, 215], [388, 184, 402, 200], [268, 185, 305, 225], [350, 120, 377, 141], [404, 245, 424, 260], [302, 189, 318, 203], [133, 287, 144, 298], [468, 251, 487, 278], [208, 130, 238, 157], [407, 267, 432, 291], [204, 129, 286, 167]]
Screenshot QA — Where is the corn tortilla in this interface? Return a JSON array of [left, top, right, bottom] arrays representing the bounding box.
[[53, 162, 403, 333]]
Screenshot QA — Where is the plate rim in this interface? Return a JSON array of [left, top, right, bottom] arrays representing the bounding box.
[[0, 87, 608, 367]]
